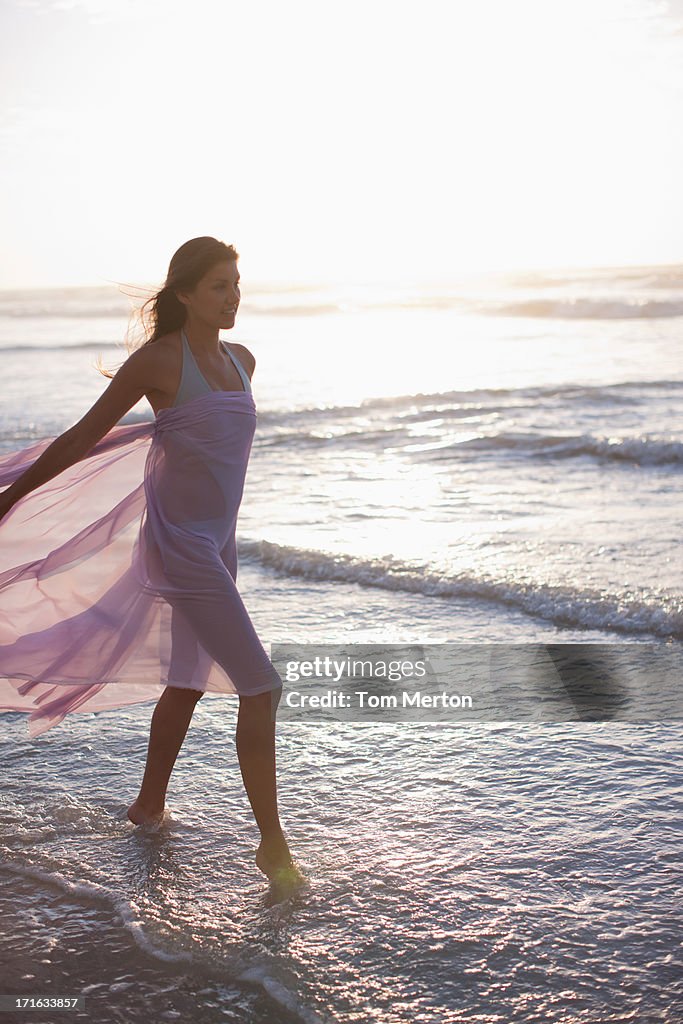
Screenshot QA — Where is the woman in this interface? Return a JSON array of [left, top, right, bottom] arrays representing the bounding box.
[[0, 236, 304, 890]]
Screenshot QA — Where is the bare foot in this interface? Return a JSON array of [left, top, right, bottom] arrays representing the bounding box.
[[126, 799, 166, 827], [256, 837, 307, 894]]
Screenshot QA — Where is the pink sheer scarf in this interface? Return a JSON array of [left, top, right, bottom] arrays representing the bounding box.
[[0, 391, 282, 737]]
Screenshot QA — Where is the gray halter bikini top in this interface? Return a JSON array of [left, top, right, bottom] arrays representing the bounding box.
[[172, 328, 252, 407]]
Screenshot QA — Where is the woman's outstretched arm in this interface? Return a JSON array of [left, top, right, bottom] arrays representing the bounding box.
[[0, 346, 157, 519]]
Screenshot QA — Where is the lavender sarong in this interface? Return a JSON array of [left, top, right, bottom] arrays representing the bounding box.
[[0, 390, 282, 737]]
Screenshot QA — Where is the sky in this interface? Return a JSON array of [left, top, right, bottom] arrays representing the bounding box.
[[1, 0, 683, 289]]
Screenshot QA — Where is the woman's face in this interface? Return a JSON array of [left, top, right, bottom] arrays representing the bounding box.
[[178, 259, 241, 329]]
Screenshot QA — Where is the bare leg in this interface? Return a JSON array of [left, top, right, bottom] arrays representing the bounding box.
[[127, 685, 203, 825], [236, 686, 305, 888]]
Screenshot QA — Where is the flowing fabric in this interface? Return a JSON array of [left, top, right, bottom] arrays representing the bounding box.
[[0, 390, 282, 738]]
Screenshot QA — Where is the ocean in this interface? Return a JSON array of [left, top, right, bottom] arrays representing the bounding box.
[[0, 264, 681, 1022]]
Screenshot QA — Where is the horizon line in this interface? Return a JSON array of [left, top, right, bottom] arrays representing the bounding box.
[[2, 256, 683, 295]]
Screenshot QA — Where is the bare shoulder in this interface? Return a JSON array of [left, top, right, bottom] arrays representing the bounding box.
[[64, 340, 171, 454], [141, 332, 182, 387], [120, 338, 176, 395], [229, 342, 256, 378], [126, 339, 167, 376]]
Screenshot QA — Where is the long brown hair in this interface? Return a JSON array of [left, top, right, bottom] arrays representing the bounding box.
[[97, 236, 239, 379]]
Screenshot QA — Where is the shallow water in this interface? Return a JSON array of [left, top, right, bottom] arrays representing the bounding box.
[[1, 710, 681, 1022]]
